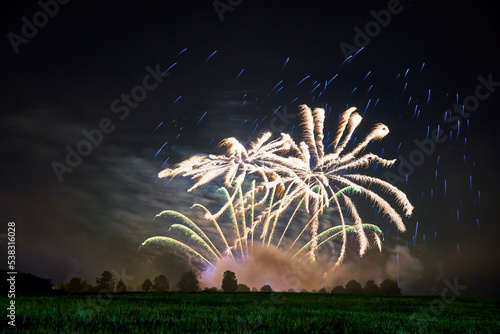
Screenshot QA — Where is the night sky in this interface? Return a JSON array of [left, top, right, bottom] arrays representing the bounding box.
[[1, 1, 499, 296]]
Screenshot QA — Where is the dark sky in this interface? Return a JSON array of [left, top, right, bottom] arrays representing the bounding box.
[[1, 0, 499, 295]]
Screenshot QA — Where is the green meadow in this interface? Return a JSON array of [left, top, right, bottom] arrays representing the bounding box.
[[2, 292, 499, 333]]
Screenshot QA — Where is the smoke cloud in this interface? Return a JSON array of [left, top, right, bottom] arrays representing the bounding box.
[[198, 243, 423, 292]]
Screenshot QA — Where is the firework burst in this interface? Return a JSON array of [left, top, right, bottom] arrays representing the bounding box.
[[148, 105, 413, 271]]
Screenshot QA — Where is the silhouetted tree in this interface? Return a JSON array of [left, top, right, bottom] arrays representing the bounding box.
[[331, 285, 345, 294], [153, 275, 170, 291], [116, 279, 126, 293], [65, 277, 83, 293], [319, 287, 327, 293], [142, 279, 153, 291], [380, 279, 401, 295], [177, 270, 200, 292], [300, 289, 309, 293], [364, 279, 380, 295], [95, 271, 115, 292], [287, 288, 296, 293], [221, 270, 238, 292], [251, 287, 258, 292], [260, 284, 273, 292], [237, 284, 250, 292], [345, 280, 363, 294], [80, 280, 93, 292]]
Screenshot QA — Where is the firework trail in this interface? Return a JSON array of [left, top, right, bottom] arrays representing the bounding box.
[[141, 185, 384, 274]]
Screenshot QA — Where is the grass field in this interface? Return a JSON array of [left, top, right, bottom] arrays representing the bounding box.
[[1, 292, 499, 333]]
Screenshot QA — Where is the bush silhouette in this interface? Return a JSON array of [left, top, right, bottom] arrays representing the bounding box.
[[237, 284, 250, 292], [331, 285, 345, 294], [260, 284, 273, 292], [380, 279, 401, 295], [345, 280, 363, 294], [364, 279, 380, 295], [65, 277, 83, 293], [80, 280, 93, 292]]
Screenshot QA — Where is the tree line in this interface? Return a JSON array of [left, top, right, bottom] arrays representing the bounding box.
[[61, 270, 401, 295], [61, 271, 169, 293]]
